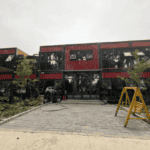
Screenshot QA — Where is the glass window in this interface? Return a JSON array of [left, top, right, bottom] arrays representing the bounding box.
[[5, 55, 15, 61], [70, 54, 76, 60], [40, 52, 62, 71], [123, 52, 132, 57], [65, 74, 74, 94], [102, 79, 112, 89], [102, 48, 132, 68], [70, 50, 93, 61], [130, 48, 150, 67], [91, 74, 99, 86], [139, 79, 146, 90], [40, 53, 47, 61], [0, 54, 16, 70], [111, 78, 125, 89]]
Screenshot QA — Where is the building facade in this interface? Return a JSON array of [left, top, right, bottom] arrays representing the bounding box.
[[0, 47, 30, 94], [39, 40, 150, 101]]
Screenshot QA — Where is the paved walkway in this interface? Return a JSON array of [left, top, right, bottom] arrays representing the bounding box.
[[0, 102, 150, 149], [0, 103, 150, 136]]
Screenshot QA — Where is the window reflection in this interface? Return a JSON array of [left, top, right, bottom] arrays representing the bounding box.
[[40, 52, 62, 70], [70, 50, 93, 61], [102, 49, 132, 68], [101, 48, 150, 68], [65, 74, 74, 94], [0, 54, 16, 70]]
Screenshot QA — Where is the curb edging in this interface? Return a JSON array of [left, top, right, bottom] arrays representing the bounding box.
[[0, 102, 51, 125]]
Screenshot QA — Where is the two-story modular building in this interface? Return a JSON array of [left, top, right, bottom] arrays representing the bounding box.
[[39, 39, 150, 102], [0, 47, 30, 94]]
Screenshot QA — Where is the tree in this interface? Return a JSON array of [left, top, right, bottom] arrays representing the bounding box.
[[12, 57, 40, 101], [117, 49, 150, 103]]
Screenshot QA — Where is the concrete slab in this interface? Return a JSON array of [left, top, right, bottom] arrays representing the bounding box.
[[0, 101, 150, 149]]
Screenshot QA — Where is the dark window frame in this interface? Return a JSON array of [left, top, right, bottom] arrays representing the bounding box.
[[70, 50, 93, 61], [40, 51, 63, 71]]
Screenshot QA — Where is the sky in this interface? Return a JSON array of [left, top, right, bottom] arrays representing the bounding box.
[[0, 0, 150, 56]]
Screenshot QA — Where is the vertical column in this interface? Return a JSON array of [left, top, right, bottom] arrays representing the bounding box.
[[73, 72, 76, 99], [81, 74, 83, 99], [128, 42, 133, 68], [99, 71, 102, 100], [98, 43, 102, 69], [38, 50, 41, 72], [62, 45, 65, 99], [73, 72, 77, 95], [90, 72, 92, 100], [62, 45, 65, 71], [99, 43, 103, 100], [63, 72, 66, 99]]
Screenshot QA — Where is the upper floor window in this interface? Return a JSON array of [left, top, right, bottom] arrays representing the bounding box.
[[70, 50, 93, 61], [5, 55, 15, 62], [102, 48, 132, 68], [102, 47, 150, 69], [40, 51, 62, 71], [0, 54, 16, 70], [131, 47, 150, 68]]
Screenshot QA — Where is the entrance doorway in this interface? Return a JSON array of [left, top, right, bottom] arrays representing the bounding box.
[[65, 72, 101, 100], [73, 73, 91, 100]]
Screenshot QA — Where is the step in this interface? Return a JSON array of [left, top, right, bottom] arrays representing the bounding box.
[[60, 100, 104, 105]]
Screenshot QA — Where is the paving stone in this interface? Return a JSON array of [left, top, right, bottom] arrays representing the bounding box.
[[0, 102, 150, 138]]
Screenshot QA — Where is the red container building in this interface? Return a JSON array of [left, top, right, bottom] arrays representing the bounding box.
[[39, 39, 150, 102]]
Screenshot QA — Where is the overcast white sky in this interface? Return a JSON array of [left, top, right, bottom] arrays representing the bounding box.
[[0, 0, 150, 56]]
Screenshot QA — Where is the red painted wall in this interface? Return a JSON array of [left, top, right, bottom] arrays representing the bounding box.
[[100, 43, 129, 49], [102, 72, 150, 78], [0, 49, 15, 54], [0, 74, 37, 80], [41, 46, 62, 52], [40, 73, 62, 79], [65, 45, 99, 70], [132, 42, 150, 47]]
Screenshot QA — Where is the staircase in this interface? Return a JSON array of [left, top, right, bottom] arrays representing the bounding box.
[[60, 100, 104, 105]]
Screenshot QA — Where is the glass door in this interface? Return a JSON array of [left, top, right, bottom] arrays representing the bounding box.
[[82, 73, 91, 100], [65, 73, 74, 99], [91, 73, 99, 100], [74, 73, 82, 99], [74, 72, 91, 100]]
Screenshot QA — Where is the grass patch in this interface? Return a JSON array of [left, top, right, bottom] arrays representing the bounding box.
[[0, 96, 44, 121]]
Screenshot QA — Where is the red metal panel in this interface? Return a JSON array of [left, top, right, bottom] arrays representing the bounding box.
[[40, 73, 62, 79], [100, 43, 129, 49], [15, 74, 36, 79], [0, 49, 15, 54], [65, 45, 99, 70], [0, 74, 38, 80], [132, 42, 150, 47], [41, 46, 62, 52], [102, 72, 150, 78], [0, 74, 12, 80]]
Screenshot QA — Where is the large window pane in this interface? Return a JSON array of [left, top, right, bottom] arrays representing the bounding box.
[[131, 47, 150, 67], [102, 48, 133, 68], [65, 74, 74, 94], [40, 52, 62, 70], [70, 50, 93, 61], [0, 54, 16, 70]]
